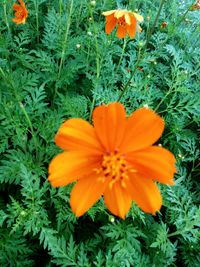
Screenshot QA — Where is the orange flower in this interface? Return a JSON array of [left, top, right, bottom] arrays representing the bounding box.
[[48, 102, 176, 219], [12, 0, 28, 24], [102, 9, 143, 38]]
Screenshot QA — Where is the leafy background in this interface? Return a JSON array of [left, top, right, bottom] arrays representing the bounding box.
[[0, 0, 200, 266]]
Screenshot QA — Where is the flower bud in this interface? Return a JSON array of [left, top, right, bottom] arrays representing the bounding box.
[[90, 0, 96, 6]]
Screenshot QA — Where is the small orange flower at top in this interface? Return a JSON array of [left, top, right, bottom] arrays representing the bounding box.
[[102, 9, 143, 38], [48, 102, 176, 219], [12, 0, 28, 25]]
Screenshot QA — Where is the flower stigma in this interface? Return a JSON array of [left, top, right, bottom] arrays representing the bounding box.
[[95, 150, 135, 189]]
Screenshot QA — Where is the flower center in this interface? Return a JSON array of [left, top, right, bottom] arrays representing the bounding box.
[[118, 17, 126, 27], [95, 150, 135, 188]]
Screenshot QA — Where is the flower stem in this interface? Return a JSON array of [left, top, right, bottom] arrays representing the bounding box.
[[34, 0, 39, 43], [53, 0, 74, 101], [57, 0, 74, 80], [145, 0, 166, 47], [116, 37, 127, 72], [117, 0, 167, 102], [176, 1, 196, 27], [168, 226, 194, 238], [3, 1, 11, 36], [118, 48, 142, 102], [59, 0, 63, 17], [89, 4, 101, 121], [154, 87, 173, 112], [58, 0, 63, 34]]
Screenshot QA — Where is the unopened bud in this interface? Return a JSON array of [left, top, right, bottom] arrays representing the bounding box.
[[161, 21, 167, 28], [138, 41, 144, 47], [20, 211, 26, 217], [109, 216, 115, 223], [90, 0, 96, 6]]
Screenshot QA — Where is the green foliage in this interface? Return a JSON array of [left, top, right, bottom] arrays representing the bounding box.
[[0, 0, 199, 266]]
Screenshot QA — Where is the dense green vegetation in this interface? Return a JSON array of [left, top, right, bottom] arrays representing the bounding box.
[[0, 0, 199, 266]]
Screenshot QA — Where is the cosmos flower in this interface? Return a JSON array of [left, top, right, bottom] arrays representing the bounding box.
[[12, 0, 28, 25], [48, 102, 176, 219], [102, 9, 143, 38]]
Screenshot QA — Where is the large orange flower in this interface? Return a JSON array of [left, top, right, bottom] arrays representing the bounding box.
[[48, 102, 176, 219], [12, 0, 28, 25], [102, 9, 143, 38]]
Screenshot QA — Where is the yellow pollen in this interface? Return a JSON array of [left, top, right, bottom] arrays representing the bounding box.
[[95, 151, 134, 189]]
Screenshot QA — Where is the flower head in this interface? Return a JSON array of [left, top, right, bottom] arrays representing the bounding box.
[[190, 0, 200, 10], [48, 102, 176, 219], [12, 0, 28, 25], [102, 9, 143, 38]]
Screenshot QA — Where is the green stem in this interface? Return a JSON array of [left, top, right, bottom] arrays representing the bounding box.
[[0, 67, 38, 156], [88, 4, 101, 121], [57, 0, 74, 79], [59, 0, 63, 16], [3, 2, 11, 36], [145, 0, 166, 49], [116, 37, 127, 72], [34, 0, 39, 43], [117, 0, 166, 102], [53, 0, 74, 100], [175, 1, 196, 27], [89, 95, 96, 123], [118, 48, 142, 102], [154, 87, 173, 112], [156, 1, 196, 50], [89, 6, 100, 78], [168, 226, 193, 238], [58, 0, 63, 34]]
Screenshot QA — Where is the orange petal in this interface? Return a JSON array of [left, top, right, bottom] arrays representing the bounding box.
[[13, 3, 21, 11], [127, 146, 176, 185], [126, 172, 162, 214], [70, 174, 108, 217], [105, 17, 117, 34], [116, 24, 127, 38], [102, 10, 116, 16], [120, 108, 164, 152], [55, 118, 103, 154], [93, 102, 126, 152], [48, 151, 101, 187], [104, 182, 132, 219], [12, 17, 25, 24], [19, 0, 26, 8], [105, 13, 115, 23], [127, 15, 137, 38]]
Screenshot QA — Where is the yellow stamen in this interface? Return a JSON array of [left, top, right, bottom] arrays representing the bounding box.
[[94, 151, 135, 188]]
